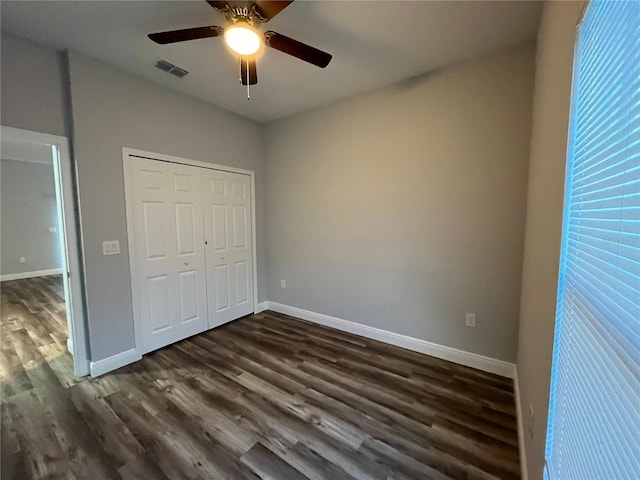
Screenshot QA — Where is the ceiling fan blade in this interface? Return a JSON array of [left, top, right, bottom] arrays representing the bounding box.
[[206, 1, 228, 12], [253, 1, 294, 22], [240, 57, 258, 85], [264, 31, 332, 68], [148, 26, 223, 45]]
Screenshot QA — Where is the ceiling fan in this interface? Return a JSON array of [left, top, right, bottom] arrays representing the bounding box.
[[148, 0, 332, 88]]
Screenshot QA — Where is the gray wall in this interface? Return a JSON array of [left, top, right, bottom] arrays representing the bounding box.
[[67, 51, 266, 361], [0, 31, 70, 137], [1, 159, 62, 275], [516, 3, 584, 479], [264, 43, 535, 362]]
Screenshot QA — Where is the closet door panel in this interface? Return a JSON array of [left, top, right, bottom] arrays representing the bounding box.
[[213, 264, 231, 312], [130, 159, 207, 353], [235, 260, 249, 305], [202, 169, 254, 327]]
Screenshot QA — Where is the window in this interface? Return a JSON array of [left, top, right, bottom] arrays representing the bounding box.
[[544, 0, 639, 478]]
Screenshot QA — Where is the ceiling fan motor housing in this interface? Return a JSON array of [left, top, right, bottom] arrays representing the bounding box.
[[224, 4, 267, 27]]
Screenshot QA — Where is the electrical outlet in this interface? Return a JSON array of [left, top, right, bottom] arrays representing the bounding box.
[[465, 313, 477, 327], [281, 279, 286, 289], [528, 405, 534, 439]]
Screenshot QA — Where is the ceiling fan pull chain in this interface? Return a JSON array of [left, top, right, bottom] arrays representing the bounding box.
[[246, 56, 251, 100]]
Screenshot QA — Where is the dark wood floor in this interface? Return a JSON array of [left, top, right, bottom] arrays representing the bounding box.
[[1, 276, 520, 480]]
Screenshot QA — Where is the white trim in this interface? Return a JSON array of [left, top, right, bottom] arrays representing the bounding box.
[[122, 148, 256, 177], [250, 172, 258, 316], [0, 268, 63, 281], [67, 337, 74, 355], [90, 348, 141, 377], [514, 366, 529, 480], [265, 302, 516, 378], [1, 132, 54, 164], [1, 126, 90, 377], [255, 301, 268, 313], [121, 147, 259, 360], [1, 155, 52, 165], [123, 151, 143, 359]]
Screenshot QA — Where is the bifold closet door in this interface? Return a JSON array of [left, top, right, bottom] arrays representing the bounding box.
[[202, 169, 254, 327], [130, 158, 208, 354]]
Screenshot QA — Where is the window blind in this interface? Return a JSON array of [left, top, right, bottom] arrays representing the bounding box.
[[544, 0, 640, 479]]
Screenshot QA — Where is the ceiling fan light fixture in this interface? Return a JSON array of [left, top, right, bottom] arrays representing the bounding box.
[[224, 22, 261, 56]]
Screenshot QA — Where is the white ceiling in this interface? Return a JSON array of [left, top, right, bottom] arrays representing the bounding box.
[[1, 1, 541, 123]]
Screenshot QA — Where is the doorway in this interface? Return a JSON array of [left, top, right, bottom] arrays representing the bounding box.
[[1, 126, 89, 377]]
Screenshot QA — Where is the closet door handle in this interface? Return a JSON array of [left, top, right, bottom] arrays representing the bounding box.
[[184, 261, 190, 266]]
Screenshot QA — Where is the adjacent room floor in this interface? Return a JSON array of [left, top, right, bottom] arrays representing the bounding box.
[[1, 276, 520, 480]]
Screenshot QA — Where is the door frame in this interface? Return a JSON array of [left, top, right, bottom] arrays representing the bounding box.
[[1, 126, 90, 376], [122, 148, 259, 356]]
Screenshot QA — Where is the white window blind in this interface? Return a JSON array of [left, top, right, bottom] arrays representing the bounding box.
[[545, 0, 640, 479]]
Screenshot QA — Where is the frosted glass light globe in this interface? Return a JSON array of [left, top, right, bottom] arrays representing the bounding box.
[[224, 22, 261, 56]]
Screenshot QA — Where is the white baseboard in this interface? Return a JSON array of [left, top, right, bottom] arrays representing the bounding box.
[[0, 268, 63, 281], [255, 301, 268, 313], [265, 302, 516, 378], [514, 366, 529, 480], [90, 348, 141, 377]]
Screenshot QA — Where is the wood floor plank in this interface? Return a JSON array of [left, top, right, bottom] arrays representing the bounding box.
[[69, 381, 145, 467], [0, 341, 34, 398], [118, 453, 169, 480], [156, 377, 259, 454], [118, 452, 170, 480], [8, 390, 69, 480], [38, 343, 80, 389], [276, 442, 359, 480], [0, 401, 28, 480], [1, 402, 21, 457], [1, 276, 520, 480], [236, 370, 367, 450], [106, 390, 256, 480], [25, 366, 120, 479], [357, 437, 452, 480], [240, 442, 310, 480], [105, 390, 211, 480]]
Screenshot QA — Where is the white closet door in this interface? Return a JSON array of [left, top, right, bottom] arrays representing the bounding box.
[[130, 158, 208, 353], [202, 169, 254, 327]]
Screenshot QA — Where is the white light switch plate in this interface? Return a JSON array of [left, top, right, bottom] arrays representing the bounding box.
[[102, 240, 120, 255]]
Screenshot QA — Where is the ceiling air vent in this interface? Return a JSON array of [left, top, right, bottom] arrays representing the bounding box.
[[155, 60, 188, 78]]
